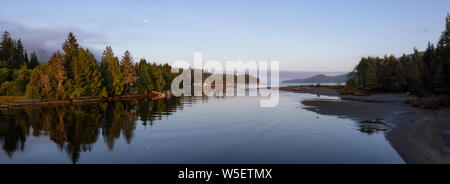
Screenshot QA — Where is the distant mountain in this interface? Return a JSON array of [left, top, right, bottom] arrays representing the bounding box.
[[282, 74, 347, 83]]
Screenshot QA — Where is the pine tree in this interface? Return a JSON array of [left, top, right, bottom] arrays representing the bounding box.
[[28, 51, 40, 69], [100, 46, 124, 96], [24, 50, 29, 66], [1, 31, 14, 68], [47, 51, 66, 98], [135, 59, 152, 94], [62, 32, 79, 79], [422, 43, 436, 92], [0, 31, 12, 62], [73, 49, 102, 97], [161, 63, 175, 90], [14, 39, 26, 68], [435, 13, 450, 94], [153, 68, 166, 92], [120, 50, 136, 94]]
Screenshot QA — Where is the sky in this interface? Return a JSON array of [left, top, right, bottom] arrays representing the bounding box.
[[0, 0, 449, 72]]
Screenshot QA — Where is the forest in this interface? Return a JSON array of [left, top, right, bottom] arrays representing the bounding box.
[[345, 14, 450, 97], [0, 32, 177, 100]]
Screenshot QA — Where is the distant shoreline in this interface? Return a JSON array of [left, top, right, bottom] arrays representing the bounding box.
[[281, 86, 450, 164]]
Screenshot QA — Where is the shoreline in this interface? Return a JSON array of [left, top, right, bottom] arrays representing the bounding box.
[[0, 91, 172, 108], [286, 86, 450, 164]]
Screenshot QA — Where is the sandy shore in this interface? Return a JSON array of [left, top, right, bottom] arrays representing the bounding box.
[[288, 87, 450, 164]]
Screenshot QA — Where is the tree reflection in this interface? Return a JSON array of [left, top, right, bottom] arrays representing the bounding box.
[[0, 97, 182, 163], [357, 119, 390, 135]]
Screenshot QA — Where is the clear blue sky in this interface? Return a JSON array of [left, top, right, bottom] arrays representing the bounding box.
[[0, 0, 449, 72]]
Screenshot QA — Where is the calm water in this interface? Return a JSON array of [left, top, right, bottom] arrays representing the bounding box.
[[0, 91, 404, 164]]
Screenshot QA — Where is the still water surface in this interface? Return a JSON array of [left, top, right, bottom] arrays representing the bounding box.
[[0, 91, 404, 164]]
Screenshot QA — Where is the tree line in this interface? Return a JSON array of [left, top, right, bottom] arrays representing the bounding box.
[[345, 14, 450, 96], [0, 32, 177, 99]]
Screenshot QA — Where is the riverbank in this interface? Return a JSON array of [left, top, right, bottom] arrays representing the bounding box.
[[279, 85, 342, 96], [0, 90, 172, 108], [293, 87, 450, 164]]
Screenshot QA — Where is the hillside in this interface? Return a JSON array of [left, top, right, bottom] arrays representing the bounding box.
[[282, 74, 347, 83]]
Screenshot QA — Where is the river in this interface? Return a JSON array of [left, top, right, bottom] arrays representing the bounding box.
[[0, 91, 404, 164]]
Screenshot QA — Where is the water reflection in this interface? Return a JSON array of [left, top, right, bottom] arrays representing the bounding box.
[[356, 119, 390, 135], [0, 93, 404, 164], [0, 97, 186, 163]]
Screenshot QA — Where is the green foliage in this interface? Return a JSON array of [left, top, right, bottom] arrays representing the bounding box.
[[47, 51, 66, 99], [62, 32, 79, 79], [0, 67, 10, 84], [0, 81, 14, 96], [100, 46, 124, 96], [28, 52, 40, 69], [346, 14, 450, 96], [12, 64, 32, 96], [152, 68, 166, 92], [100, 87, 108, 98], [120, 50, 136, 95], [155, 75, 166, 92], [0, 31, 29, 69], [73, 49, 102, 97], [26, 52, 66, 100], [135, 59, 153, 94], [0, 65, 31, 96], [3, 31, 176, 99], [63, 79, 78, 99], [26, 65, 51, 99]]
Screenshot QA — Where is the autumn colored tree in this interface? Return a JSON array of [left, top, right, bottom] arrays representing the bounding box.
[[47, 51, 66, 99], [26, 65, 51, 99]]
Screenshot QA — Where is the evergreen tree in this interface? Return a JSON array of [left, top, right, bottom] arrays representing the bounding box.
[[0, 31, 14, 68], [422, 43, 437, 92], [135, 59, 152, 94], [435, 14, 450, 94], [62, 32, 79, 79], [153, 68, 166, 92], [161, 63, 175, 90], [0, 31, 12, 63], [14, 39, 26, 68], [100, 46, 124, 96], [24, 50, 29, 66], [120, 50, 136, 94], [28, 51, 40, 69], [47, 51, 66, 99], [72, 49, 102, 97]]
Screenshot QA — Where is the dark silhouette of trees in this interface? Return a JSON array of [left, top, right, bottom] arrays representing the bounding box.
[[346, 14, 450, 96]]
